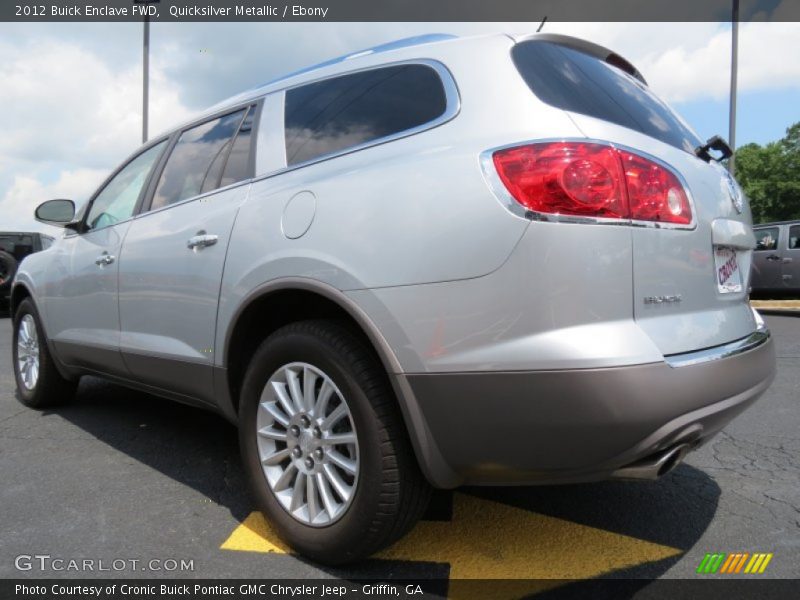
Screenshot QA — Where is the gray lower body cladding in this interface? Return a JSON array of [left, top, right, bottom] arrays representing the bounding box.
[[400, 336, 775, 487]]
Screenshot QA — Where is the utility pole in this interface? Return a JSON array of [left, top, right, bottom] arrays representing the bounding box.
[[728, 0, 739, 175], [142, 15, 150, 144]]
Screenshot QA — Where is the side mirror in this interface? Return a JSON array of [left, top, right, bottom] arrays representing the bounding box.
[[35, 199, 78, 229]]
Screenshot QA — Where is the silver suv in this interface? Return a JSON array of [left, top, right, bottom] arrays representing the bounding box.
[[11, 33, 776, 564]]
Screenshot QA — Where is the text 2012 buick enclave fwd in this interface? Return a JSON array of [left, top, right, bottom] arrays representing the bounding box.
[[11, 33, 776, 564]]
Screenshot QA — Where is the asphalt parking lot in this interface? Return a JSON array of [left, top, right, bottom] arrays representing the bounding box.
[[0, 312, 798, 586]]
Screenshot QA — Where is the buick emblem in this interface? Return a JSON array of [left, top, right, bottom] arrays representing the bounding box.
[[723, 171, 743, 214]]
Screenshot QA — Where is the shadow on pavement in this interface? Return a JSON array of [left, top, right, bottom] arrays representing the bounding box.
[[51, 375, 720, 586]]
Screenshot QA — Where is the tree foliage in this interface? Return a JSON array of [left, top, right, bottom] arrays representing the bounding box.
[[735, 122, 800, 224]]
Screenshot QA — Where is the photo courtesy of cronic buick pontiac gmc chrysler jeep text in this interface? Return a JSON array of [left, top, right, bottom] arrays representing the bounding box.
[[10, 33, 776, 564]]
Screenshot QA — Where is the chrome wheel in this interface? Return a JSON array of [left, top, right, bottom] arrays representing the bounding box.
[[17, 314, 40, 391], [256, 362, 359, 526]]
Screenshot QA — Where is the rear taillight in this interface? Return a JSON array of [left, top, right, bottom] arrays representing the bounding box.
[[491, 142, 692, 226]]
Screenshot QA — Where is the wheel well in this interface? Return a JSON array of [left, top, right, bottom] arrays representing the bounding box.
[[225, 289, 386, 415], [10, 284, 31, 317]]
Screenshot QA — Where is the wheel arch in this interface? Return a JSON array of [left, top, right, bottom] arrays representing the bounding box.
[[220, 278, 459, 488], [10, 282, 32, 319]]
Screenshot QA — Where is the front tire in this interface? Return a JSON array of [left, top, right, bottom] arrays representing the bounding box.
[[12, 298, 77, 408], [239, 319, 430, 564]]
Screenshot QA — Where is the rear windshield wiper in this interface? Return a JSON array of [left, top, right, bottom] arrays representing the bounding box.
[[695, 135, 733, 162]]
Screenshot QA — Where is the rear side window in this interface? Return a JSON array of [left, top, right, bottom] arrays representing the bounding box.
[[512, 41, 703, 154], [284, 64, 447, 166], [220, 107, 256, 188], [789, 225, 800, 249], [754, 228, 779, 251], [151, 109, 247, 210]]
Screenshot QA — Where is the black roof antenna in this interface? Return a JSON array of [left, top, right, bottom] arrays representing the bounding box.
[[537, 16, 547, 32]]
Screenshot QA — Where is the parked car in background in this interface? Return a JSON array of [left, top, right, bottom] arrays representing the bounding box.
[[0, 232, 54, 306], [10, 32, 775, 564], [751, 220, 800, 296]]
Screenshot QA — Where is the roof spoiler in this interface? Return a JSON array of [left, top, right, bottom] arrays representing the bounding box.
[[512, 33, 647, 85]]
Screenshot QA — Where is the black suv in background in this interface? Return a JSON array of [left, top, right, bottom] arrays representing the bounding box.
[[0, 232, 54, 307]]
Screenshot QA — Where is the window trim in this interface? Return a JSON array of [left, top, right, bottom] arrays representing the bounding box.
[[255, 59, 460, 179], [73, 136, 171, 236], [137, 100, 261, 217]]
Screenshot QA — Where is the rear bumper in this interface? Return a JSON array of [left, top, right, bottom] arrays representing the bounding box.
[[399, 330, 775, 487]]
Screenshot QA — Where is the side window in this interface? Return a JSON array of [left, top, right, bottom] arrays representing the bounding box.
[[151, 109, 246, 211], [284, 64, 448, 166], [754, 227, 779, 251], [789, 225, 800, 250], [85, 140, 166, 231], [220, 107, 255, 188]]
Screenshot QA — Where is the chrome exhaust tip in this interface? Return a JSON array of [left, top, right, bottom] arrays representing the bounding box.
[[611, 443, 691, 480]]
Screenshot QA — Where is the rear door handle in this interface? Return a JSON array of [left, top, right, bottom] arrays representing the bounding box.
[[187, 233, 218, 251], [94, 253, 115, 266], [766, 254, 781, 261]]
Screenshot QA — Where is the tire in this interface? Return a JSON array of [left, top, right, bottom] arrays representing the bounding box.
[[239, 319, 430, 564], [12, 298, 77, 408], [0, 250, 18, 287]]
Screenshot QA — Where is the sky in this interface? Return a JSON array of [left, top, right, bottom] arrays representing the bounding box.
[[1, 20, 799, 232]]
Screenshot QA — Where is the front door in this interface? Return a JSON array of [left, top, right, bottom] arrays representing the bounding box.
[[752, 226, 783, 291], [44, 140, 168, 375]]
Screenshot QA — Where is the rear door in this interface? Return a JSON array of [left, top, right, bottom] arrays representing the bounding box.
[[784, 224, 800, 291], [752, 226, 783, 291], [511, 38, 759, 356], [117, 105, 257, 402]]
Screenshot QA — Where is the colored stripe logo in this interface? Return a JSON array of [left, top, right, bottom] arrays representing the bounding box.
[[696, 552, 773, 574]]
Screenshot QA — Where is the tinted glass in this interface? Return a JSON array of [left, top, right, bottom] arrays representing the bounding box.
[[284, 64, 447, 165], [86, 141, 166, 231], [754, 228, 779, 251], [151, 109, 246, 210], [220, 107, 255, 187], [789, 225, 800, 249], [512, 41, 703, 154]]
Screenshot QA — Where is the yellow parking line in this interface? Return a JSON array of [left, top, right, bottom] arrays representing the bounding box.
[[221, 492, 681, 589]]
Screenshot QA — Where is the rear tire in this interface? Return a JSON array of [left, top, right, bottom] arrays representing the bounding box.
[[13, 298, 77, 408], [239, 319, 430, 565]]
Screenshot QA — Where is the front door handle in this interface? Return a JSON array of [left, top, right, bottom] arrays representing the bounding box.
[[187, 232, 218, 251], [766, 254, 781, 261], [95, 253, 115, 266]]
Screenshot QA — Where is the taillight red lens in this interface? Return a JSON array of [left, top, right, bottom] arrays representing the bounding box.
[[492, 142, 628, 219], [619, 151, 692, 225], [491, 142, 692, 225]]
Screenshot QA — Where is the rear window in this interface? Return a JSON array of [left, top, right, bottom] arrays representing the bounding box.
[[284, 64, 447, 166], [512, 41, 703, 154]]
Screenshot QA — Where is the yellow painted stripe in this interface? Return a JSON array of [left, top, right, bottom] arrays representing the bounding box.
[[758, 553, 773, 573], [734, 553, 749, 573], [221, 493, 682, 589], [220, 511, 290, 555], [744, 554, 759, 573], [720, 553, 736, 573], [747, 553, 766, 574]]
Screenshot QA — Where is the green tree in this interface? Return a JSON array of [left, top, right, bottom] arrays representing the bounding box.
[[734, 122, 800, 223]]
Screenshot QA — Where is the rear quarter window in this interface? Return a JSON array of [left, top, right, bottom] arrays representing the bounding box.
[[512, 40, 703, 154], [284, 64, 448, 166]]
